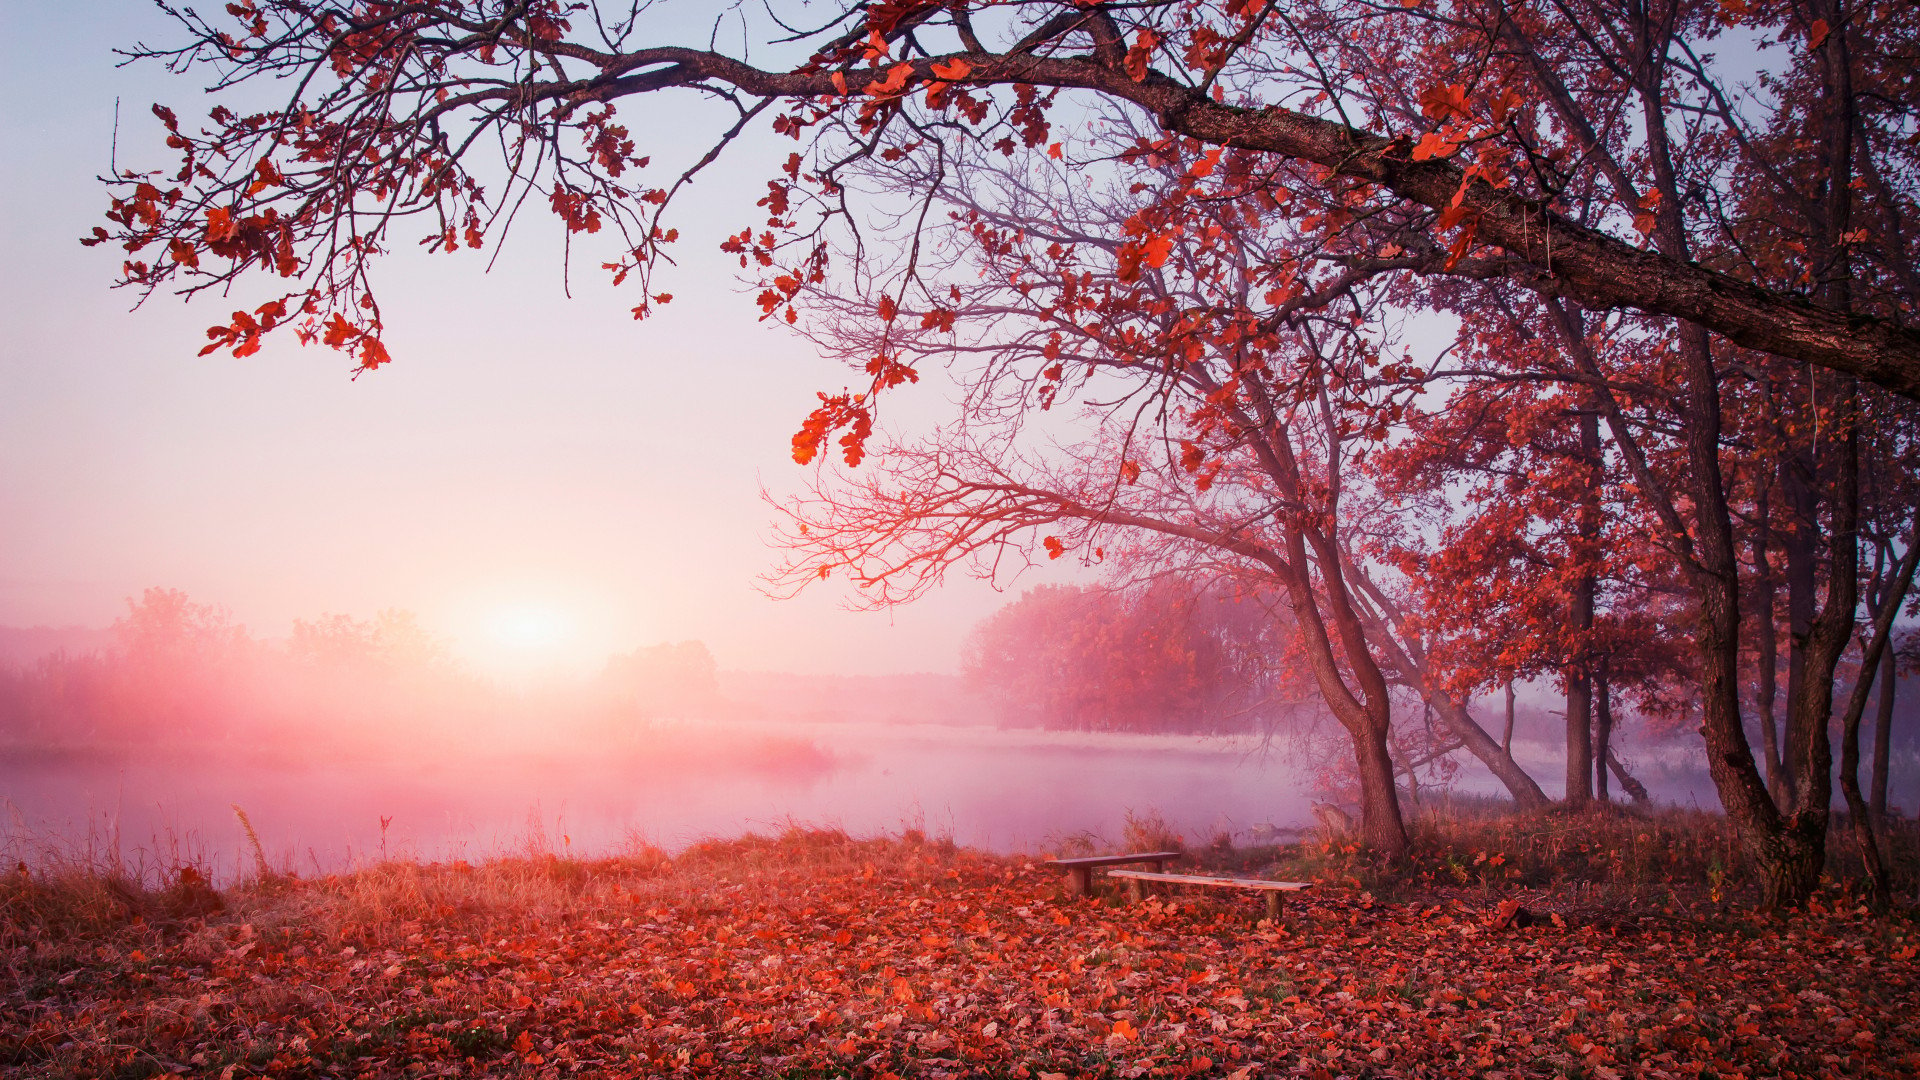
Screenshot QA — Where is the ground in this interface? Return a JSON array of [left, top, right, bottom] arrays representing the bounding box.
[[2, 829, 1916, 1078]]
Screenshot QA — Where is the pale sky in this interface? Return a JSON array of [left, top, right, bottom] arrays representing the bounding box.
[[0, 2, 1022, 676]]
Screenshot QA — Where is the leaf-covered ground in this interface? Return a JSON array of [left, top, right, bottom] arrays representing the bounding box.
[[3, 832, 1915, 1079]]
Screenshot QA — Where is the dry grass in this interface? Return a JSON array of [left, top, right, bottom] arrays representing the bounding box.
[[3, 819, 1916, 1079], [1119, 808, 1185, 854], [1175, 796, 1920, 914], [1, 821, 968, 958], [7, 801, 1913, 950], [0, 821, 226, 943]]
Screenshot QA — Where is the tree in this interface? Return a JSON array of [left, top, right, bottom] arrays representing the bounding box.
[[758, 112, 1568, 856], [962, 581, 1283, 734], [600, 641, 721, 721], [113, 587, 248, 666], [1854, 397, 1920, 827], [1369, 358, 1688, 806], [94, 1, 1920, 407], [109, 586, 255, 739], [1318, 0, 1920, 905], [289, 608, 449, 673], [1888, 629, 1920, 820]]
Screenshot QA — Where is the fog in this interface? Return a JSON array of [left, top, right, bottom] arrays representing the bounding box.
[[4, 594, 1892, 885], [0, 709, 1737, 888], [2, 721, 1312, 878], [0, 604, 1318, 875]]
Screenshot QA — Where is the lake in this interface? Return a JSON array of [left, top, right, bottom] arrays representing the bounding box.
[[0, 717, 1737, 882]]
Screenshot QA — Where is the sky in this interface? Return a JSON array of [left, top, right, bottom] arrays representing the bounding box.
[[0, 1, 1024, 677]]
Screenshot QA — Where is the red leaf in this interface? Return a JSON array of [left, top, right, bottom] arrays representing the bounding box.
[[1142, 233, 1174, 269], [1418, 83, 1472, 121], [1124, 30, 1160, 82], [1412, 132, 1457, 161], [866, 62, 913, 96], [321, 313, 357, 348]]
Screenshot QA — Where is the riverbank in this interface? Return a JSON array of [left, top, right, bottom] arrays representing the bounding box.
[[4, 816, 1917, 1078]]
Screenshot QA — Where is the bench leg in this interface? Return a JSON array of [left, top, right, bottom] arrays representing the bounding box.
[[1127, 877, 1143, 904], [1265, 892, 1282, 919], [1066, 867, 1092, 896]]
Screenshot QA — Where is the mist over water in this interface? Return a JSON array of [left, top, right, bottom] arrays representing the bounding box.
[[6, 601, 1883, 885], [2, 721, 1327, 882], [1, 713, 1745, 887]]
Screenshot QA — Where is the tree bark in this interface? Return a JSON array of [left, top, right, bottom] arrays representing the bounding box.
[[1752, 486, 1787, 807], [1503, 682, 1516, 756], [1605, 746, 1652, 805], [1355, 732, 1407, 854], [1840, 663, 1890, 906], [1780, 442, 1819, 811], [1675, 321, 1813, 907], [1594, 665, 1614, 802], [1870, 645, 1895, 823], [1431, 693, 1555, 811], [1565, 406, 1603, 807], [1778, 373, 1859, 906], [1565, 666, 1593, 806], [1270, 520, 1409, 860]]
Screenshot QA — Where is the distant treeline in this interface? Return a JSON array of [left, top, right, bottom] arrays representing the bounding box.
[[0, 583, 1458, 747], [0, 589, 995, 752], [0, 588, 507, 752], [962, 581, 1309, 735]]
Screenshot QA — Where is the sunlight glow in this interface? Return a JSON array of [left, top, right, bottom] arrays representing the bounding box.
[[487, 606, 570, 651]]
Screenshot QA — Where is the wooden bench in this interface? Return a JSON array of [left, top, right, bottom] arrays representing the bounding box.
[[1106, 869, 1313, 917], [1043, 852, 1181, 896]]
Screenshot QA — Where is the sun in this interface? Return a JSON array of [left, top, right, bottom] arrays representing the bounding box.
[[487, 606, 569, 651]]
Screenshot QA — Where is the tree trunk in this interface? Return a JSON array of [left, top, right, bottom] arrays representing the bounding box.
[[1336, 575, 1554, 812], [1355, 733, 1407, 855], [1678, 324, 1822, 908], [1840, 682, 1889, 905], [1594, 665, 1614, 802], [1605, 747, 1651, 805], [1870, 645, 1895, 823], [1752, 486, 1787, 807], [1431, 693, 1554, 810], [1779, 374, 1857, 904], [1503, 681, 1516, 755], [1755, 828, 1827, 910], [1565, 407, 1602, 807], [1836, 517, 1919, 904], [1565, 666, 1594, 806], [1271, 518, 1409, 861], [1780, 445, 1819, 812]]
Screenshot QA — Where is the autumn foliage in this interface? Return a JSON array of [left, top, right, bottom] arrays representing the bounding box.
[[962, 583, 1295, 735], [6, 824, 1919, 1078]]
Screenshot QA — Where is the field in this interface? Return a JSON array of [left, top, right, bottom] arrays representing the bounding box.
[[3, 815, 1917, 1079]]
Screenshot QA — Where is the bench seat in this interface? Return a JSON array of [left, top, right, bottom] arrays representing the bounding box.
[[1043, 851, 1181, 895], [1106, 868, 1313, 916]]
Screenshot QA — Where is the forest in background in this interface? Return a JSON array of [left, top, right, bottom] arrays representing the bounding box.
[[0, 591, 987, 759], [5, 585, 1911, 815]]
